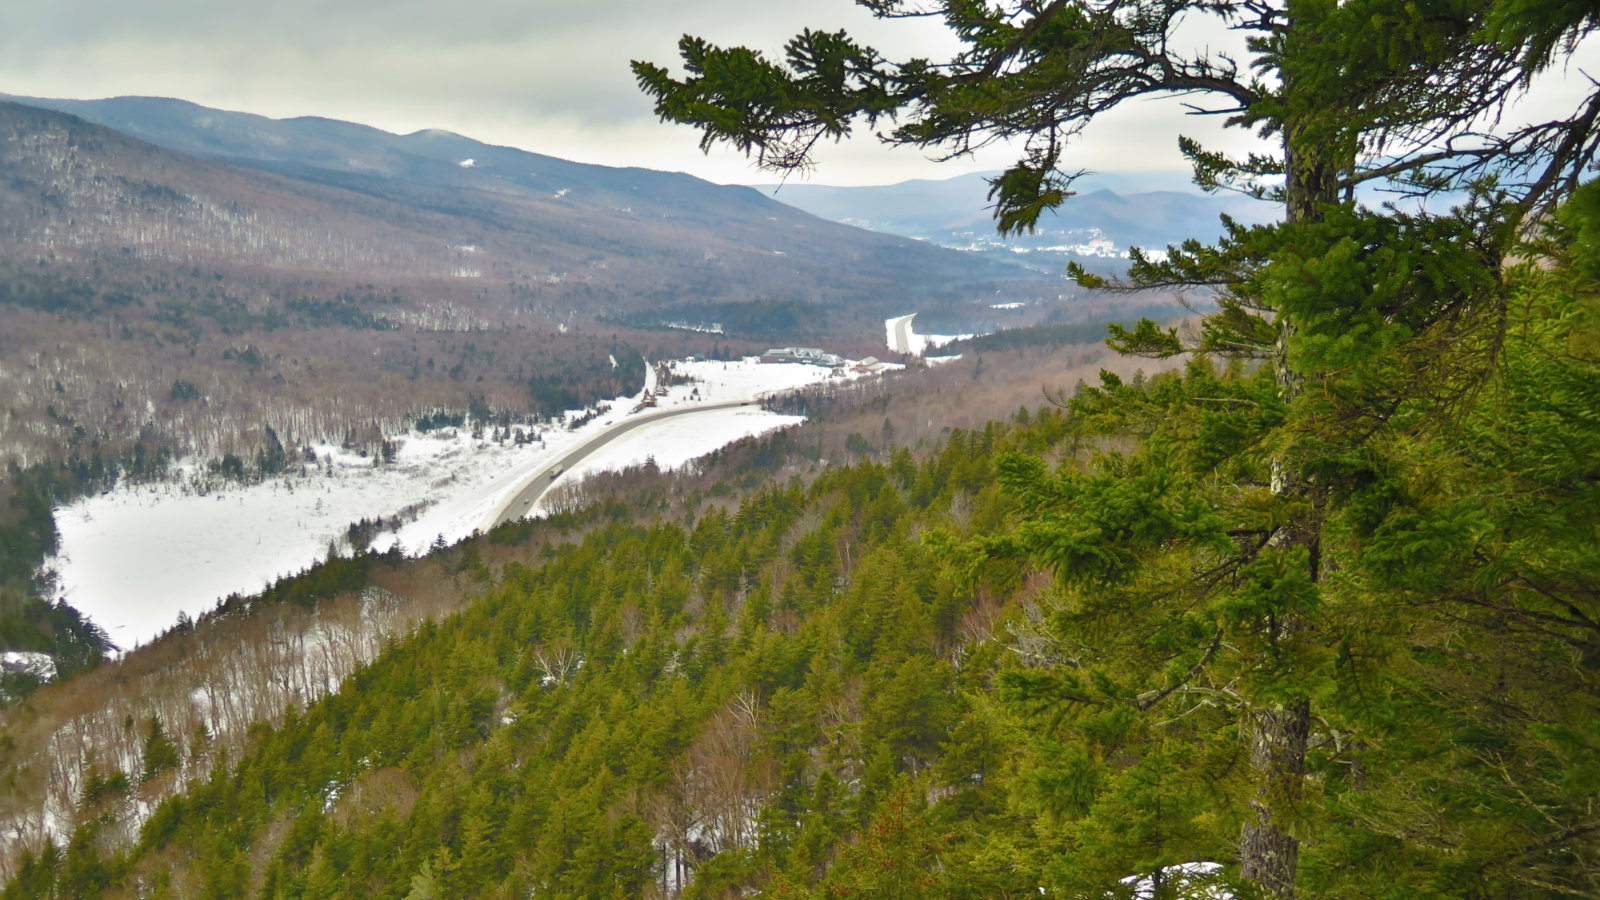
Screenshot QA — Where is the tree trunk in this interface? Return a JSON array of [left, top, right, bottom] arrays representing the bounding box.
[[1239, 697, 1311, 897], [1238, 47, 1343, 885]]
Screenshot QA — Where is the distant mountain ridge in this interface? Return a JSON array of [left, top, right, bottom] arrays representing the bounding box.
[[761, 169, 1278, 254], [0, 93, 1031, 315], [0, 93, 781, 218], [3, 93, 1270, 263]]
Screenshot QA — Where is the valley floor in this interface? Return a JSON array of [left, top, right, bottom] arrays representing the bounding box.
[[47, 356, 875, 650]]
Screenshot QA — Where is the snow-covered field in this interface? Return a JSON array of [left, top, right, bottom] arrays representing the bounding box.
[[48, 356, 869, 650]]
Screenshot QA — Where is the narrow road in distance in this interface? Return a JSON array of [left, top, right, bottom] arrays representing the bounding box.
[[887, 313, 917, 355], [484, 399, 754, 530]]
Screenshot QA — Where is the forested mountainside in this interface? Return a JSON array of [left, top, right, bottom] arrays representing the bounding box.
[[0, 95, 1043, 486], [0, 322, 1165, 860], [0, 98, 1059, 681], [0, 95, 1031, 320], [2, 210, 1594, 896]]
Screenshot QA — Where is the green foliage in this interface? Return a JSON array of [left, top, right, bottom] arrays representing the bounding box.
[[1104, 319, 1183, 359], [942, 317, 1173, 355], [4, 410, 1084, 898], [285, 295, 400, 331], [1556, 178, 1600, 285], [818, 782, 951, 899], [244, 548, 397, 612], [0, 456, 125, 698], [524, 342, 648, 416], [412, 410, 466, 433], [0, 273, 98, 316], [970, 221, 1600, 896], [140, 716, 180, 783], [638, 32, 1594, 891], [638, 0, 1594, 239], [80, 767, 132, 806], [9, 234, 1600, 896]]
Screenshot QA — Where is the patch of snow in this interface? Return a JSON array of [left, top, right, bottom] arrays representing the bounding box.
[[458, 158, 476, 168], [553, 188, 569, 199], [660, 356, 853, 405], [1, 650, 56, 682], [661, 320, 723, 334], [991, 301, 1025, 310], [536, 355, 887, 508], [1119, 862, 1229, 899], [52, 418, 608, 649]]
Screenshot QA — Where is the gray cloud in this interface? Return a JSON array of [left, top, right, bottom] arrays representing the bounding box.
[[0, 0, 989, 183], [0, 1, 1588, 187]]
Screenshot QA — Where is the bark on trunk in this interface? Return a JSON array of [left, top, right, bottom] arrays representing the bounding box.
[[1240, 697, 1312, 898], [1238, 58, 1341, 889]]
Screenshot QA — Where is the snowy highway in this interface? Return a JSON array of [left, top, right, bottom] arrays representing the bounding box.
[[884, 312, 968, 357], [886, 313, 917, 355], [484, 399, 754, 529]]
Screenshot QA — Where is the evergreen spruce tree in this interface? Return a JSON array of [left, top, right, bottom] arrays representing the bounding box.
[[637, 3, 1599, 895], [140, 715, 180, 783]]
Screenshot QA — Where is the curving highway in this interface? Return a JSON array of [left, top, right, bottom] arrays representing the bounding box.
[[483, 399, 755, 530], [887, 313, 917, 355]]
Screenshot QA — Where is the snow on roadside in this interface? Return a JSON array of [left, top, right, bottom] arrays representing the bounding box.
[[47, 356, 861, 650], [886, 313, 915, 354], [538, 407, 805, 514], [885, 312, 972, 356]]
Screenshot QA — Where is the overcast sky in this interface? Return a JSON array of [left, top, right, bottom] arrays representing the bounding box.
[[1, 1, 1592, 187]]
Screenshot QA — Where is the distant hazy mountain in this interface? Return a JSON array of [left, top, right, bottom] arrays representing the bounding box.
[[760, 170, 1277, 255], [0, 94, 1030, 314], [0, 94, 783, 229], [4, 94, 1269, 264]]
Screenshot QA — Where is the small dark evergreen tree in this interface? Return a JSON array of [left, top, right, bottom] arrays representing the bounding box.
[[140, 716, 180, 783]]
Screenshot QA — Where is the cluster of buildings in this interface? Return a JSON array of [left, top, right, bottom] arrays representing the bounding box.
[[759, 347, 846, 367], [759, 346, 885, 374]]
